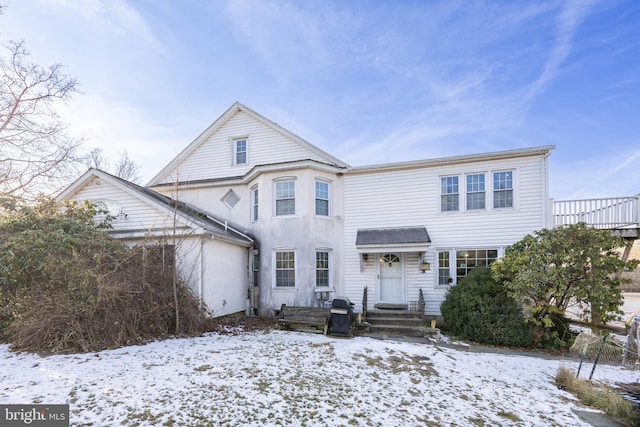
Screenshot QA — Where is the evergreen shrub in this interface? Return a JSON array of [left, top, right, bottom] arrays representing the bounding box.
[[440, 267, 535, 348]]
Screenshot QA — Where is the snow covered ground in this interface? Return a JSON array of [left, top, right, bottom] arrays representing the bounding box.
[[0, 330, 637, 426]]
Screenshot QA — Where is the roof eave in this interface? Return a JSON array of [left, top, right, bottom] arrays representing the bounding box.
[[348, 145, 556, 174]]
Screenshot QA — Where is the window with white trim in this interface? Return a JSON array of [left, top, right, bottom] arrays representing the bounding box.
[[315, 250, 330, 287], [440, 176, 459, 211], [493, 171, 513, 208], [275, 180, 295, 216], [275, 250, 295, 287], [438, 251, 451, 285], [252, 251, 259, 287], [233, 138, 247, 165], [437, 248, 498, 285], [315, 180, 330, 216], [466, 173, 485, 210], [250, 185, 258, 222], [440, 170, 514, 212]]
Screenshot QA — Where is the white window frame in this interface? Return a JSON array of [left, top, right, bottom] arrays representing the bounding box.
[[465, 173, 486, 210], [493, 170, 514, 209], [232, 137, 248, 165], [250, 184, 259, 222], [436, 248, 500, 287], [439, 169, 515, 213], [274, 178, 296, 217], [315, 179, 331, 217], [274, 249, 296, 288], [440, 175, 459, 212], [315, 249, 331, 288]]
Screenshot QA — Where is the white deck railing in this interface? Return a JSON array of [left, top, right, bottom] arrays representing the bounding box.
[[553, 196, 640, 229]]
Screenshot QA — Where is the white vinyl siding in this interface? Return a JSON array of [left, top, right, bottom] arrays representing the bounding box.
[[68, 177, 174, 233], [159, 111, 333, 183]]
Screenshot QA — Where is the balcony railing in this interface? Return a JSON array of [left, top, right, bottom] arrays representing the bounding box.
[[553, 196, 640, 230]]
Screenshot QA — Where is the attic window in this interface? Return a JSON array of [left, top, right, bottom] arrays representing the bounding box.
[[233, 138, 248, 165], [222, 190, 241, 208]]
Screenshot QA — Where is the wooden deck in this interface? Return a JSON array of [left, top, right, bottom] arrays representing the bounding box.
[[553, 195, 639, 237]]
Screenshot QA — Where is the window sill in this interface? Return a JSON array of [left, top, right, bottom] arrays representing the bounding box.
[[273, 215, 297, 219], [272, 287, 297, 292], [314, 215, 333, 220]]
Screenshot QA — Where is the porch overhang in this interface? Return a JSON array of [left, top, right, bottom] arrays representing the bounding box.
[[355, 226, 431, 253]]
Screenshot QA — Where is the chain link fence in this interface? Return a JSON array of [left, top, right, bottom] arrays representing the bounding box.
[[570, 315, 640, 379]]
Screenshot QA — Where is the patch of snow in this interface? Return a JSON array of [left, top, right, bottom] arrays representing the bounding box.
[[0, 331, 636, 426]]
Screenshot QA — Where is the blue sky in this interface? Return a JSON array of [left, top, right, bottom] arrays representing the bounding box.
[[2, 0, 639, 199]]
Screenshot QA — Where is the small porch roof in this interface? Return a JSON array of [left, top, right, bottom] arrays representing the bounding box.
[[355, 226, 431, 253]]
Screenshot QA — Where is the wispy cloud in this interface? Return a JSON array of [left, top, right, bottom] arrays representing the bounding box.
[[553, 147, 640, 199], [524, 0, 596, 102], [40, 0, 166, 55]]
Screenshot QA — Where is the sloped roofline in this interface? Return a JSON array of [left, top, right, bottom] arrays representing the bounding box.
[[347, 145, 555, 174], [57, 169, 254, 247], [147, 102, 349, 186]]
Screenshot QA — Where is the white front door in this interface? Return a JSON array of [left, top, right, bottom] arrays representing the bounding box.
[[378, 253, 405, 303]]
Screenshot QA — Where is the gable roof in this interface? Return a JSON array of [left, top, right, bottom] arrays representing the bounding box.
[[57, 169, 254, 247], [147, 102, 349, 186]]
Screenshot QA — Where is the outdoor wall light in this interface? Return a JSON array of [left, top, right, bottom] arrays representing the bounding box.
[[419, 262, 431, 272]]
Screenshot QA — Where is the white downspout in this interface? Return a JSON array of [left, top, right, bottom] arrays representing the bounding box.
[[199, 238, 205, 309]]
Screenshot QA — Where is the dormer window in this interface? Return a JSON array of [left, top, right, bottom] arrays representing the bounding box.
[[233, 138, 248, 165]]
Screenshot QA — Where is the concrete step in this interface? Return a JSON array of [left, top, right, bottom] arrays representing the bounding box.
[[368, 324, 441, 339], [366, 309, 424, 320], [366, 316, 424, 327], [369, 324, 424, 337]]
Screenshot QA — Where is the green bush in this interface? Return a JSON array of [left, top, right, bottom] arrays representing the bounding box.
[[440, 267, 535, 348], [0, 199, 207, 353]]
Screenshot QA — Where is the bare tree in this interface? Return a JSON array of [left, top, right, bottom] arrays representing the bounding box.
[[113, 150, 141, 183], [85, 147, 110, 171], [84, 148, 142, 183], [0, 39, 81, 200]]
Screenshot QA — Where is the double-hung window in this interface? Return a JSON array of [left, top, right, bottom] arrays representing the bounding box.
[[440, 170, 513, 212], [493, 171, 513, 208], [315, 181, 330, 216], [275, 251, 295, 287], [466, 173, 485, 210], [275, 180, 295, 216], [440, 176, 459, 212], [250, 185, 259, 222], [315, 250, 330, 287], [234, 138, 247, 165]]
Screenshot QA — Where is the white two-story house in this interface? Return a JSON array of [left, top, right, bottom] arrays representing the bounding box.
[[59, 102, 554, 318]]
